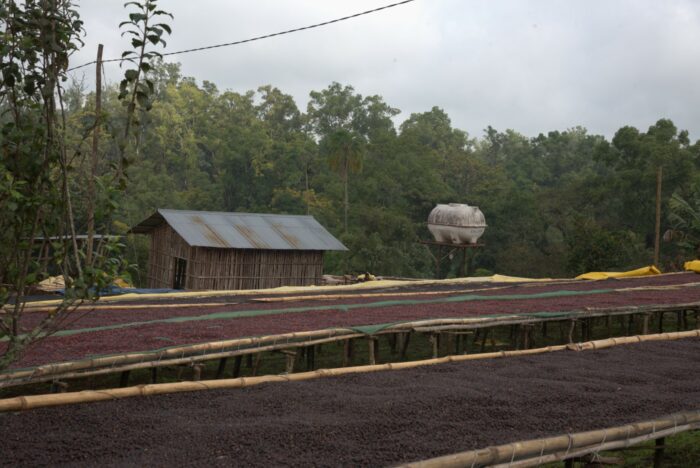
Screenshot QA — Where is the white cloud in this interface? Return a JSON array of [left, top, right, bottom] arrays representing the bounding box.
[[70, 0, 700, 138]]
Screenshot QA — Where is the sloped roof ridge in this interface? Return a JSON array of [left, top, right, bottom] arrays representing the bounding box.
[[157, 208, 315, 219]]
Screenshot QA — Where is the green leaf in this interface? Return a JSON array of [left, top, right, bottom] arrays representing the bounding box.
[[124, 69, 139, 82], [129, 13, 147, 22], [135, 91, 150, 109], [156, 23, 172, 34]]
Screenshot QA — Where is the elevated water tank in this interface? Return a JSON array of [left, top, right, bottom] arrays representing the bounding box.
[[427, 203, 487, 244]]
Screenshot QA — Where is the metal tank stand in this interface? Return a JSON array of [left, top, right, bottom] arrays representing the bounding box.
[[419, 240, 484, 279]]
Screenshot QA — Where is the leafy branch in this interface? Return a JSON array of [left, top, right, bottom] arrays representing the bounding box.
[[117, 0, 172, 181]]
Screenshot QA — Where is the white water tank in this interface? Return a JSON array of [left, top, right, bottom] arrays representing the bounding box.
[[428, 203, 487, 244]]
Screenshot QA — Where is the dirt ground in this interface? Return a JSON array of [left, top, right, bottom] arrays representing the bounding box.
[[1, 338, 699, 467]]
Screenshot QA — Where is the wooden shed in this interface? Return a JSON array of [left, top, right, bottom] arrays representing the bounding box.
[[130, 209, 347, 290]]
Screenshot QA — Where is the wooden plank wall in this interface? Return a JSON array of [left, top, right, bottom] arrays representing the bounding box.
[[187, 247, 324, 290], [146, 225, 192, 288], [146, 225, 324, 290]]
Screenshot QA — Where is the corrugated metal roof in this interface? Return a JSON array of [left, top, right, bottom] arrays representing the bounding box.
[[130, 209, 348, 251]]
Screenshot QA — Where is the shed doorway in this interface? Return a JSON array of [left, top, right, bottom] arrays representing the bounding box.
[[173, 257, 187, 289]]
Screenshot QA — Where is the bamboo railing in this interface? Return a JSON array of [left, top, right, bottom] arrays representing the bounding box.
[[0, 329, 698, 413], [399, 410, 700, 468], [1, 303, 698, 388]]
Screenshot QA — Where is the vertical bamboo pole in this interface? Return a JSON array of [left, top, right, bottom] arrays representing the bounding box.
[[192, 364, 203, 381], [306, 346, 315, 370], [568, 319, 576, 344], [283, 351, 296, 374], [368, 338, 377, 365], [215, 358, 228, 379], [251, 354, 262, 377], [400, 332, 411, 359], [642, 313, 651, 335], [653, 437, 665, 468], [429, 333, 439, 358], [343, 338, 354, 366], [232, 356, 242, 378], [119, 370, 130, 388], [389, 333, 398, 354], [480, 328, 490, 353]]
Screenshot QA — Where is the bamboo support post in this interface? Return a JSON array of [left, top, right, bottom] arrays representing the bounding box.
[[558, 321, 566, 342], [677, 310, 683, 331], [232, 356, 242, 378], [429, 333, 439, 359], [520, 325, 530, 350], [343, 338, 354, 366], [627, 314, 635, 335], [568, 319, 576, 344], [642, 313, 651, 335], [305, 346, 315, 371], [658, 311, 665, 334], [119, 371, 130, 388], [480, 328, 490, 353], [251, 354, 262, 377], [586, 317, 593, 341], [192, 364, 203, 381], [445, 333, 454, 356], [444, 331, 471, 355], [50, 380, 68, 394], [278, 350, 296, 374], [215, 358, 228, 379], [653, 437, 665, 468], [151, 367, 158, 384], [400, 332, 411, 359], [390, 333, 398, 354], [368, 337, 379, 365]]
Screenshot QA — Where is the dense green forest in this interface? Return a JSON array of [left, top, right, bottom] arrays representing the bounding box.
[[61, 62, 700, 283]]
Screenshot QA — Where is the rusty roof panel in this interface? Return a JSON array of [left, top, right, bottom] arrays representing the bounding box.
[[131, 209, 347, 251]]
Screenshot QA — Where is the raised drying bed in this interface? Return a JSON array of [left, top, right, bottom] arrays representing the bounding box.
[[0, 335, 698, 466]]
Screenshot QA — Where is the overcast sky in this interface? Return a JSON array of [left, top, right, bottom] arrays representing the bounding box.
[[69, 0, 700, 139]]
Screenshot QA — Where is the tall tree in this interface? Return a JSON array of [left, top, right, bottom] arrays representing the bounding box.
[[0, 0, 171, 371], [321, 129, 366, 233]]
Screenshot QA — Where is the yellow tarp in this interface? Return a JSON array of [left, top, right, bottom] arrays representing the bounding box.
[[24, 266, 673, 308], [576, 265, 661, 281], [490, 274, 555, 283], [683, 260, 700, 273]]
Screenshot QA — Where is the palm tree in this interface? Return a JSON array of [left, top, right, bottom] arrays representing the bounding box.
[[323, 129, 366, 233], [668, 192, 700, 256]]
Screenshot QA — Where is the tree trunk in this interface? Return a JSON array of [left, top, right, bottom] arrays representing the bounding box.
[[344, 155, 349, 234], [87, 44, 103, 266], [654, 165, 662, 267]]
